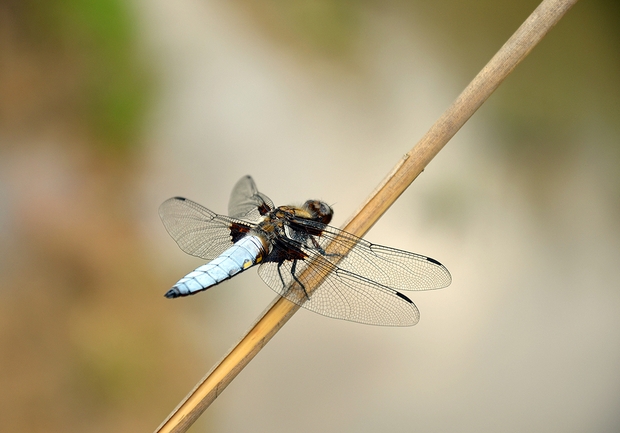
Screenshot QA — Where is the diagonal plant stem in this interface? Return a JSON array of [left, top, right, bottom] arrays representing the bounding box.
[[154, 0, 579, 431]]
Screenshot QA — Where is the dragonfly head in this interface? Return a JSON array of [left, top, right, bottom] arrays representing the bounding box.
[[303, 200, 333, 225]]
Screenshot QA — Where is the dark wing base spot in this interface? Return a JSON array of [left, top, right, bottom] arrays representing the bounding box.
[[230, 222, 250, 244]]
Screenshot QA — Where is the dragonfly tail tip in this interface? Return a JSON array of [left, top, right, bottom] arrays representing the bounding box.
[[164, 288, 181, 299]]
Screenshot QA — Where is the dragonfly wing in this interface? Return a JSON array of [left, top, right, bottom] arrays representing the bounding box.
[[228, 175, 275, 222], [292, 221, 452, 291], [159, 197, 252, 260], [257, 251, 420, 326]]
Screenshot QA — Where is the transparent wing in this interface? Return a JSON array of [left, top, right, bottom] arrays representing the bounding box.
[[285, 219, 452, 292], [258, 253, 420, 326], [228, 175, 275, 222], [159, 197, 252, 260]]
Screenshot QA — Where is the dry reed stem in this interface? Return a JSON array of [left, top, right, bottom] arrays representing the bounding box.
[[155, 0, 579, 431]]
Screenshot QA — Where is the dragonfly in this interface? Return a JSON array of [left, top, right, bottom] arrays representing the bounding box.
[[159, 175, 451, 326]]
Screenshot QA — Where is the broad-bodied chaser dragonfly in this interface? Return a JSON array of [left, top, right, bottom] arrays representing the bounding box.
[[159, 175, 451, 326]]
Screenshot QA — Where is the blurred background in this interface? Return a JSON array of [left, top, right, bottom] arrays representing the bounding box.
[[1, 0, 619, 431]]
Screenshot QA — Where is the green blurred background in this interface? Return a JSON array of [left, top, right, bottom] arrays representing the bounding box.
[[1, 0, 619, 432]]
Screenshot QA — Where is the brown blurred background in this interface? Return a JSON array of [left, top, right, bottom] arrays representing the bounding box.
[[1, 0, 619, 432]]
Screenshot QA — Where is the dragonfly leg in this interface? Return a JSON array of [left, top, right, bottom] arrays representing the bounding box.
[[275, 260, 309, 300], [276, 261, 286, 288], [290, 259, 310, 300], [310, 237, 340, 259]]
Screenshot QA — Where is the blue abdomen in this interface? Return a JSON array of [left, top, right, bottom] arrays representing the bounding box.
[[165, 235, 266, 298]]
